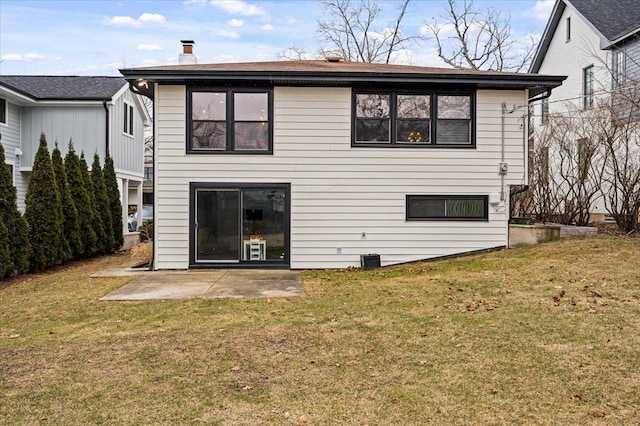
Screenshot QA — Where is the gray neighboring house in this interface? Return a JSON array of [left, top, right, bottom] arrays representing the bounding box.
[[0, 75, 150, 235]]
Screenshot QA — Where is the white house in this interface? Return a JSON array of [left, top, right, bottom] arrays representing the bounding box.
[[120, 53, 564, 270], [529, 0, 640, 221], [0, 75, 150, 235]]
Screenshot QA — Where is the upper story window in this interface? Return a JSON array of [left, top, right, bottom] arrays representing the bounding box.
[[583, 65, 594, 109], [541, 97, 549, 124], [188, 88, 272, 154], [0, 98, 7, 125], [353, 91, 474, 148], [566, 17, 571, 42], [613, 50, 626, 87], [123, 102, 134, 137]]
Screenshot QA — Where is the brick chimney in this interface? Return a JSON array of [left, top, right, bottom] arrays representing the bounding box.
[[179, 40, 197, 65]]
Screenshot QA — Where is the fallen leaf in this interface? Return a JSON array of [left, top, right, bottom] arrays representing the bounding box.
[[299, 414, 307, 424], [230, 365, 241, 372], [390, 397, 399, 404]]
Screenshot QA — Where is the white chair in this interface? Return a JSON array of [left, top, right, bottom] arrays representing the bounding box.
[[249, 240, 262, 260]]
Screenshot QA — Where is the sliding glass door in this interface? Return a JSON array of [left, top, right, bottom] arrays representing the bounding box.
[[192, 184, 289, 266]]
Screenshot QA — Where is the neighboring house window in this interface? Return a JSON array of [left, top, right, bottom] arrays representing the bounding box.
[[541, 97, 549, 124], [353, 91, 474, 147], [406, 195, 488, 221], [144, 165, 153, 180], [5, 162, 14, 185], [583, 66, 594, 109], [613, 50, 626, 87], [0, 98, 7, 125], [188, 88, 272, 153], [123, 102, 134, 137], [566, 17, 571, 42]]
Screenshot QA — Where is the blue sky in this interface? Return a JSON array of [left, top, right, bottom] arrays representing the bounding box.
[[0, 0, 554, 76]]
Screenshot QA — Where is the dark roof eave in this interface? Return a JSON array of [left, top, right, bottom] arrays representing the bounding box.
[[120, 69, 565, 94]]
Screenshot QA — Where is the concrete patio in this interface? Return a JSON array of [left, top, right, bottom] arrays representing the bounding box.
[[96, 269, 304, 301]]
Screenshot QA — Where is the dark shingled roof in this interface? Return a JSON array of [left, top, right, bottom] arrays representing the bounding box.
[[0, 76, 126, 101], [570, 0, 640, 41]]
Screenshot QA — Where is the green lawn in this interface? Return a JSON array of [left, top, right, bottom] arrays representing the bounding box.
[[1, 235, 639, 425]]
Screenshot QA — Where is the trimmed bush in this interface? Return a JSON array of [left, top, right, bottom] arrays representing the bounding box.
[[103, 154, 123, 250], [80, 153, 106, 254], [0, 140, 30, 275], [91, 154, 115, 253], [65, 143, 97, 257], [52, 143, 82, 260], [25, 133, 64, 271], [0, 217, 10, 278]]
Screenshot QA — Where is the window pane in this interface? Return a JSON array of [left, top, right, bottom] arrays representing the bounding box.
[[408, 198, 445, 218], [397, 95, 430, 118], [234, 122, 269, 150], [446, 199, 484, 218], [192, 121, 226, 149], [192, 92, 226, 120], [355, 118, 390, 142], [438, 96, 471, 119], [123, 106, 128, 133], [407, 195, 487, 220], [356, 94, 389, 118], [437, 119, 470, 144], [0, 99, 6, 123], [129, 105, 134, 135], [235, 93, 268, 121], [397, 119, 430, 143]]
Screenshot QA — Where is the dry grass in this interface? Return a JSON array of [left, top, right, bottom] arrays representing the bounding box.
[[130, 241, 153, 265], [1, 236, 639, 425]]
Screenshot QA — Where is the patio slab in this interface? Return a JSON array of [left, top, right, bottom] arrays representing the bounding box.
[[98, 269, 303, 300]]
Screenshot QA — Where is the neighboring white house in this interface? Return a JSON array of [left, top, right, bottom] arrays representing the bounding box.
[[0, 75, 150, 235], [120, 53, 564, 270], [529, 0, 640, 221]]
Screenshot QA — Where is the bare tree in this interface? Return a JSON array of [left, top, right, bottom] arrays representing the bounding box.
[[529, 104, 606, 226], [316, 0, 419, 63], [425, 0, 535, 72], [277, 46, 317, 61]]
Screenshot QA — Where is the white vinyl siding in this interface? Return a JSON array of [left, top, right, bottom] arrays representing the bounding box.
[[154, 85, 527, 269], [110, 90, 145, 175], [0, 100, 28, 211]]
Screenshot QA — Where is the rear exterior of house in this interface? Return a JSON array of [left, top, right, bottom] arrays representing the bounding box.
[[121, 59, 564, 270], [0, 76, 149, 232]]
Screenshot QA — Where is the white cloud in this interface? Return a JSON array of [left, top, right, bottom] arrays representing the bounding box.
[[1, 53, 46, 62], [106, 15, 139, 27], [260, 23, 273, 31], [216, 29, 240, 39], [183, 0, 207, 5], [140, 59, 159, 66], [105, 13, 167, 27], [228, 18, 244, 27], [212, 54, 239, 63], [138, 44, 163, 51], [139, 13, 166, 24], [209, 0, 265, 16], [526, 0, 555, 21]]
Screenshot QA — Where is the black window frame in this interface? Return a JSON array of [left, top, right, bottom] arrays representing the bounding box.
[[123, 102, 134, 137], [187, 87, 274, 155], [613, 49, 626, 87], [541, 97, 549, 124], [0, 98, 7, 125], [583, 65, 594, 109], [406, 195, 489, 221], [352, 90, 476, 148], [566, 17, 571, 42]]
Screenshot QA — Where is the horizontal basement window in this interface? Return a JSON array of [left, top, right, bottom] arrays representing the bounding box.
[[406, 195, 488, 221]]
